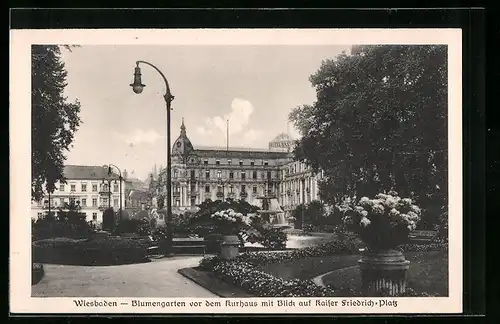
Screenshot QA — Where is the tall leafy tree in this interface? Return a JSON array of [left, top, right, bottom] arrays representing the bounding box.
[[289, 45, 447, 226], [31, 45, 82, 201]]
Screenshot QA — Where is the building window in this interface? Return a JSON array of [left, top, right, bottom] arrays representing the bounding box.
[[205, 185, 210, 193], [81, 183, 87, 192], [175, 200, 180, 206], [102, 198, 108, 206], [190, 170, 196, 179], [92, 198, 97, 207], [81, 198, 87, 207], [190, 197, 196, 206], [37, 212, 43, 217], [217, 170, 222, 179], [253, 186, 257, 194], [229, 185, 234, 193], [92, 213, 97, 221], [217, 185, 222, 193], [216, 160, 220, 165], [241, 184, 246, 192], [241, 172, 246, 180], [250, 161, 255, 166], [114, 199, 118, 207], [264, 161, 269, 166], [227, 159, 232, 165], [239, 160, 243, 166], [252, 171, 257, 179], [60, 184, 65, 192], [113, 184, 118, 192], [267, 171, 272, 179], [70, 184, 76, 192], [229, 171, 234, 179], [205, 170, 210, 179], [204, 160, 208, 165], [92, 184, 98, 192], [174, 169, 178, 177]]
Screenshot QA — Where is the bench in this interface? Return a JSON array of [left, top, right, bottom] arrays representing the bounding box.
[[146, 243, 206, 255], [408, 230, 438, 244]]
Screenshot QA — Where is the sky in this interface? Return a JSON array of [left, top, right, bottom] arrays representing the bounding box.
[[60, 45, 350, 180]]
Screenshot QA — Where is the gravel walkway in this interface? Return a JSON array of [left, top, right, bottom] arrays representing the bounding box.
[[32, 256, 217, 298]]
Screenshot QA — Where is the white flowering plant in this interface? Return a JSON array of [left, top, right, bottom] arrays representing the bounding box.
[[210, 208, 252, 236], [339, 191, 422, 250]]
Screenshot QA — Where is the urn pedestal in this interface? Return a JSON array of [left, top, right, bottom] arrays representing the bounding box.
[[358, 249, 410, 296], [220, 235, 240, 260]]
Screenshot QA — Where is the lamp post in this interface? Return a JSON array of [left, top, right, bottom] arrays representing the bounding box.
[[104, 164, 123, 221], [130, 60, 174, 256]]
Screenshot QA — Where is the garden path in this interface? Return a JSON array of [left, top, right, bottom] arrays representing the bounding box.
[[32, 256, 217, 298]]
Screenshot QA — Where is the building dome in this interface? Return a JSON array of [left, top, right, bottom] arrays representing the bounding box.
[[269, 132, 295, 152], [172, 118, 195, 162]]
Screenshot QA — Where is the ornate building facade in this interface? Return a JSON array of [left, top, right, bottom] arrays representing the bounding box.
[[31, 165, 127, 223], [153, 120, 325, 218]]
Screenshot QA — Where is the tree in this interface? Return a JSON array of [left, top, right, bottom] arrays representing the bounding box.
[[289, 45, 447, 223], [31, 45, 82, 201]]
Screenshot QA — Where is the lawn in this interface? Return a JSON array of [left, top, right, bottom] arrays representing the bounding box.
[[259, 254, 361, 281], [321, 251, 449, 296], [258, 250, 448, 296]]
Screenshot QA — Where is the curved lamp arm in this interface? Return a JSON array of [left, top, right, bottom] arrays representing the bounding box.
[[108, 163, 122, 178], [136, 60, 175, 105]]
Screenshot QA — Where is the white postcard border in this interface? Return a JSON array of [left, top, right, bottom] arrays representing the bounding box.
[[10, 28, 462, 314]]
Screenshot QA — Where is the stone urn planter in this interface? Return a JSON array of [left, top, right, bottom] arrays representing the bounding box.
[[220, 235, 240, 260], [358, 248, 410, 296], [204, 233, 223, 254], [338, 192, 423, 297]]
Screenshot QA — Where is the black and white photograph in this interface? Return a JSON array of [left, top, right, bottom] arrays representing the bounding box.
[[10, 29, 462, 314]]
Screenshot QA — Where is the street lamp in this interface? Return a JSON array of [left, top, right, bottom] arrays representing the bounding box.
[[130, 60, 174, 256], [104, 164, 123, 220]]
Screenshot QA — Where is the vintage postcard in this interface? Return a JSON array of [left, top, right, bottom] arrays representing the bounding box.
[[10, 28, 462, 314]]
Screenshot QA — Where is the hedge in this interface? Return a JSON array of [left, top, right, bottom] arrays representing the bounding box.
[[32, 236, 150, 266], [32, 263, 44, 285]]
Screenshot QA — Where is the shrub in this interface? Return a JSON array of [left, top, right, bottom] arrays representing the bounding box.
[[201, 256, 336, 297], [114, 218, 151, 236], [246, 226, 287, 250], [32, 263, 44, 285], [32, 211, 92, 241], [32, 236, 149, 265]]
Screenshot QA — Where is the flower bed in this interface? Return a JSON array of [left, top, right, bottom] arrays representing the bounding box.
[[236, 238, 361, 265], [397, 242, 448, 252], [199, 256, 336, 297]]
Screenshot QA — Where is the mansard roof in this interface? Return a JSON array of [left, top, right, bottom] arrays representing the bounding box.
[[193, 147, 291, 160]]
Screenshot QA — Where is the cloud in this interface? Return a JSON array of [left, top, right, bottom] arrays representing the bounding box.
[[112, 129, 163, 146], [199, 98, 254, 136], [195, 98, 269, 148]]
